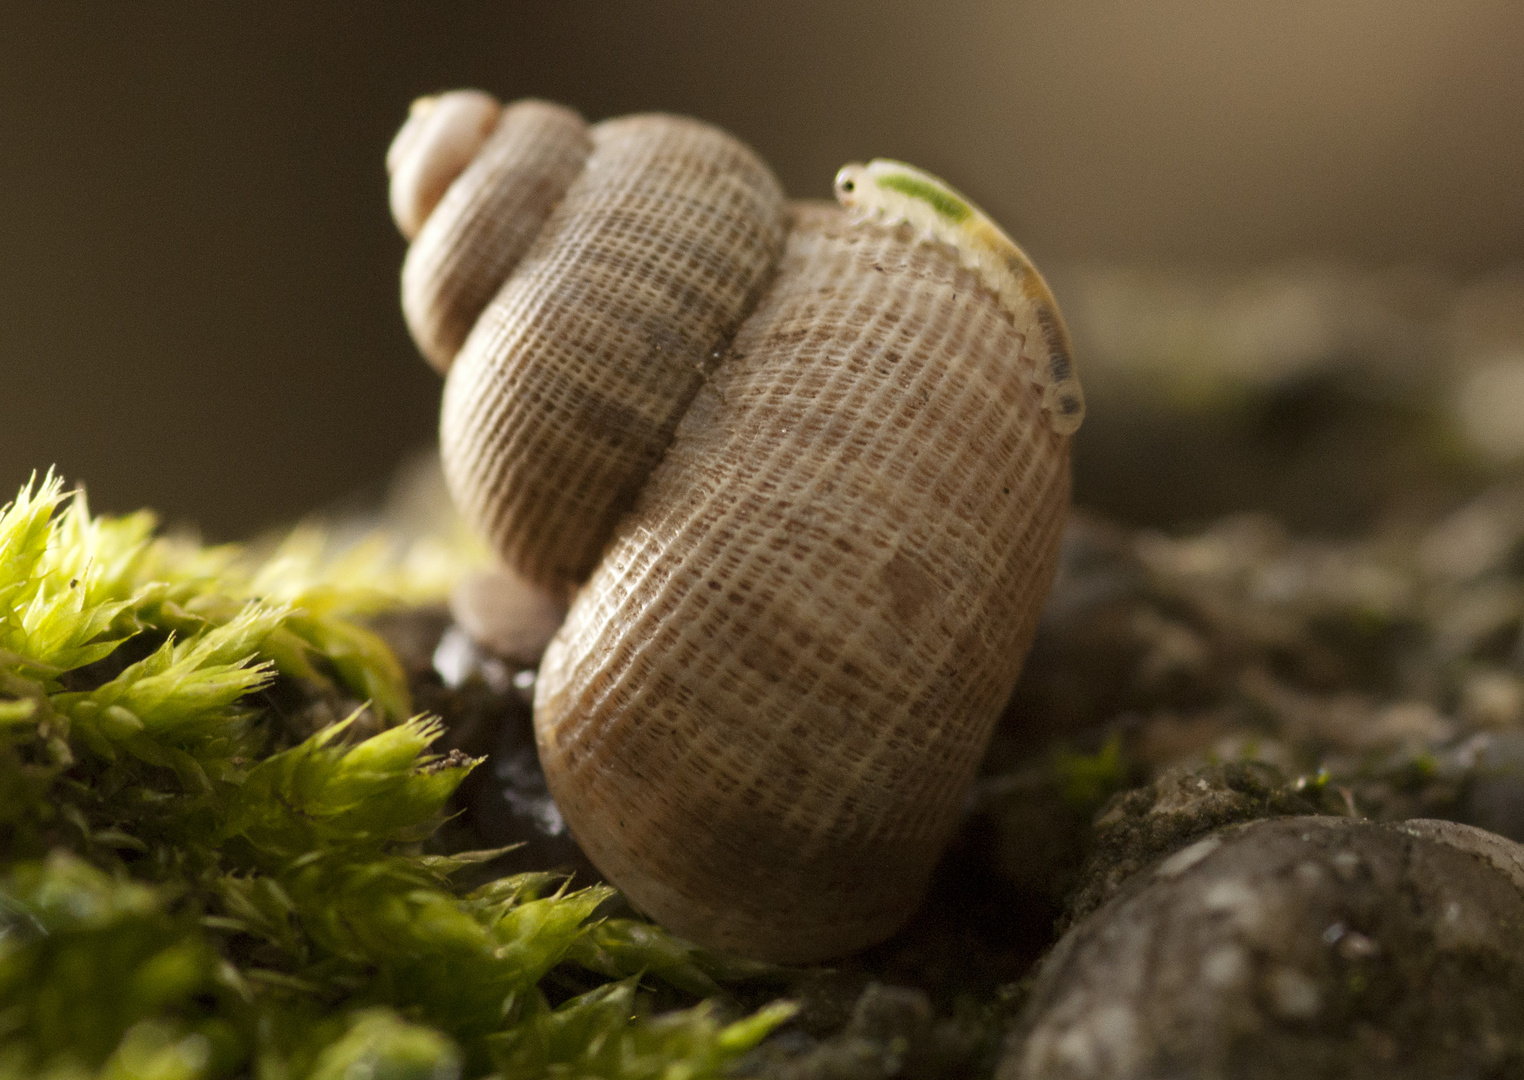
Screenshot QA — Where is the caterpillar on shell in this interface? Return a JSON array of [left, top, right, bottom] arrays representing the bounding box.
[[834, 159, 1084, 435]]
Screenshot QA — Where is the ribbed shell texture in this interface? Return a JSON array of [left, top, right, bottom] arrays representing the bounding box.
[[403, 100, 592, 373], [401, 97, 1074, 960], [535, 203, 1070, 960], [439, 114, 788, 588]]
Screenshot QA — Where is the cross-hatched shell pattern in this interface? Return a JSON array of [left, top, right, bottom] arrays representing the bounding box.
[[392, 94, 1074, 961], [438, 114, 787, 588], [403, 99, 593, 374], [537, 203, 1069, 959]]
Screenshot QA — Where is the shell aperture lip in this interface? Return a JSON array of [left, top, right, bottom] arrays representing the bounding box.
[[831, 157, 1085, 436]]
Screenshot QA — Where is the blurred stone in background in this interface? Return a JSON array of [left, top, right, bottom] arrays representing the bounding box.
[[1059, 265, 1524, 532]]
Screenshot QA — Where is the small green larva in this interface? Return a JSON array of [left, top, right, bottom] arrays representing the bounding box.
[[834, 159, 1084, 435]]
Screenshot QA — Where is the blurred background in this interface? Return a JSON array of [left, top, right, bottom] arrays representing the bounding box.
[[2, 1, 1522, 539]]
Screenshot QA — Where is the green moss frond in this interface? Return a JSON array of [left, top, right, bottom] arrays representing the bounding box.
[[487, 980, 797, 1080], [0, 853, 233, 1076], [0, 473, 142, 680], [304, 1009, 462, 1080], [0, 475, 792, 1079]]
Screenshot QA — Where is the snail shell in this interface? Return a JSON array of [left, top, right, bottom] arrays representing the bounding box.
[[389, 92, 1076, 961]]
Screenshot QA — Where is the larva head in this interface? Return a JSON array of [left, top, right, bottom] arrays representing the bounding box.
[[832, 163, 872, 211]]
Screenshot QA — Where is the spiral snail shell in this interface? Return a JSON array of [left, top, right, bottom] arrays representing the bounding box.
[[389, 91, 1079, 961]]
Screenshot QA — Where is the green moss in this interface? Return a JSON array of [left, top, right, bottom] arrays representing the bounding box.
[[1052, 732, 1131, 814], [0, 474, 792, 1079]]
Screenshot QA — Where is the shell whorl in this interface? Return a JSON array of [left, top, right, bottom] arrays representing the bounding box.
[[400, 98, 592, 374], [388, 90, 502, 246], [430, 112, 787, 589], [535, 203, 1069, 960], [394, 94, 1073, 961]]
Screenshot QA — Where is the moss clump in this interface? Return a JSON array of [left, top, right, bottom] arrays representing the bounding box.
[[0, 473, 791, 1080]]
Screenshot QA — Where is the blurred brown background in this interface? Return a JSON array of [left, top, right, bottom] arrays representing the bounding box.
[[2, 1, 1521, 538]]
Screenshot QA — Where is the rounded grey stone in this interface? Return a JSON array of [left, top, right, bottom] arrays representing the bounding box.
[[1004, 816, 1524, 1080]]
